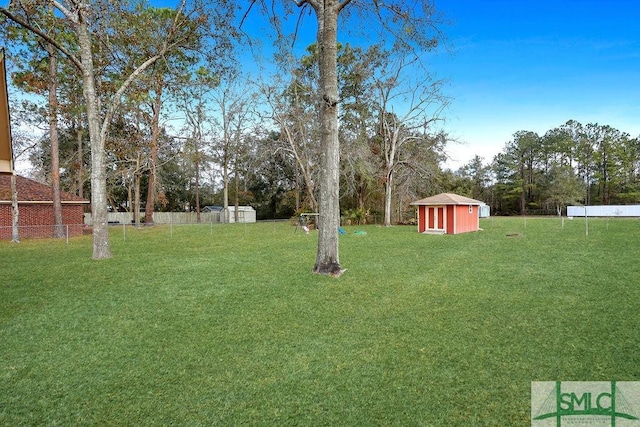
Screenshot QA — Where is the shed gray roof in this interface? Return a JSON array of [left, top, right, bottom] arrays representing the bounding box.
[[410, 193, 484, 206], [202, 205, 223, 212]]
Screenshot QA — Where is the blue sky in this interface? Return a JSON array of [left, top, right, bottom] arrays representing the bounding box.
[[236, 0, 640, 168], [428, 0, 640, 168], [9, 0, 638, 173]]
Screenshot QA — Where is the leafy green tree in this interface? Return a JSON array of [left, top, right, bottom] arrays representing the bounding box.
[[246, 131, 299, 219], [337, 44, 382, 212], [585, 124, 633, 205], [210, 75, 259, 223], [491, 152, 518, 214], [567, 121, 595, 205], [458, 155, 491, 201], [495, 131, 542, 215], [177, 66, 219, 221], [613, 135, 640, 203], [1, 6, 70, 237], [543, 165, 584, 216]]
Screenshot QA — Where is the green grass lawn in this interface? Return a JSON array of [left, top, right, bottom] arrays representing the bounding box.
[[2, 217, 639, 425]]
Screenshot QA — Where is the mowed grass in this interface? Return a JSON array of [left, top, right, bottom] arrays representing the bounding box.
[[1, 217, 639, 425]]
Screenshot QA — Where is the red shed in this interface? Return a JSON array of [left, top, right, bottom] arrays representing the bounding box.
[[410, 193, 484, 235], [0, 174, 89, 239]]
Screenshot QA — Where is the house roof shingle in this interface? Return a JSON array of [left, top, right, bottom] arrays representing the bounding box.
[[410, 193, 484, 206], [0, 174, 89, 203]]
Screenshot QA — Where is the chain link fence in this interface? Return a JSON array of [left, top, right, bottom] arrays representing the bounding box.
[[0, 224, 85, 242]]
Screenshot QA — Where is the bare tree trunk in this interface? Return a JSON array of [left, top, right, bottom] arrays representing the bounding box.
[[195, 153, 201, 222], [383, 170, 393, 226], [280, 126, 318, 212], [11, 173, 19, 243], [127, 178, 132, 215], [357, 177, 366, 211], [76, 122, 83, 198], [47, 43, 64, 238], [145, 85, 162, 225], [234, 153, 239, 223], [299, 163, 318, 212], [134, 169, 141, 228], [519, 161, 526, 215], [222, 161, 229, 223], [294, 161, 300, 212], [77, 19, 111, 259], [295, 154, 318, 211], [313, 1, 343, 276]]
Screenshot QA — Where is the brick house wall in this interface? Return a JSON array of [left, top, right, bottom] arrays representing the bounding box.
[[0, 204, 85, 239], [0, 175, 89, 240]]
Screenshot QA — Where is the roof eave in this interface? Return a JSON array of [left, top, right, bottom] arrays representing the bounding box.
[[0, 200, 90, 204]]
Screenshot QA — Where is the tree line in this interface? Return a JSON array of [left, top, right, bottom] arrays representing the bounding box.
[[2, 1, 638, 273], [1, 0, 447, 275], [7, 38, 449, 221], [446, 120, 640, 216]]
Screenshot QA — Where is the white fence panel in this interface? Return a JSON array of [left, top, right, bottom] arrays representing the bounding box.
[[84, 212, 220, 225], [567, 205, 640, 217], [152, 212, 219, 224]]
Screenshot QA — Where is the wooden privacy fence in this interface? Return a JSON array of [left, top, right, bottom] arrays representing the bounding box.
[[84, 212, 221, 225]]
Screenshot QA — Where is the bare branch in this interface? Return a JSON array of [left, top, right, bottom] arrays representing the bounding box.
[[337, 0, 353, 13], [240, 0, 260, 29], [100, 54, 163, 143], [292, 0, 315, 8], [292, 2, 310, 48]]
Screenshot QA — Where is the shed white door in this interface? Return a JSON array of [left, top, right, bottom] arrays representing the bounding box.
[[427, 207, 445, 231]]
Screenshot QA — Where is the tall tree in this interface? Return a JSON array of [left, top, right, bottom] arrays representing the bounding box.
[[614, 135, 640, 203], [491, 132, 530, 215], [261, 72, 320, 213], [459, 155, 492, 201], [46, 40, 65, 237], [586, 124, 629, 205], [338, 44, 383, 213], [210, 75, 256, 223], [498, 131, 541, 215], [564, 120, 595, 206], [178, 66, 219, 221], [144, 77, 163, 225], [305, 0, 343, 275], [251, 0, 444, 276], [2, 6, 67, 237], [374, 56, 447, 226], [116, 6, 214, 225]]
